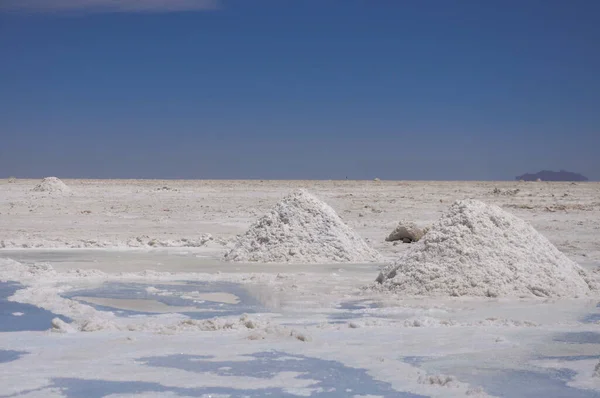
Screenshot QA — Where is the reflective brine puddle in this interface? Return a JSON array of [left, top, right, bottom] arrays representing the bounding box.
[[43, 351, 425, 398], [62, 281, 264, 319], [0, 281, 69, 332]]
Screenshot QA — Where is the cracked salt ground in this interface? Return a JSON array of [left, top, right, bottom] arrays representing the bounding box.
[[62, 282, 264, 319], [0, 281, 70, 332]]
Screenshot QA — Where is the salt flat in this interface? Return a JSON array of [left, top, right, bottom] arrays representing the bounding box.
[[2, 179, 599, 263], [1, 179, 599, 397]]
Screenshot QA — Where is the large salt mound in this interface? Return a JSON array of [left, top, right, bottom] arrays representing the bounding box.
[[32, 177, 70, 193], [376, 199, 594, 298], [224, 189, 382, 264]]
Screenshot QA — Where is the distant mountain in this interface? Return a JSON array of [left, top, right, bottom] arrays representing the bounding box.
[[516, 170, 589, 182]]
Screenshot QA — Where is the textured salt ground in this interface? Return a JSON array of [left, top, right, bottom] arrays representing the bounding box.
[[376, 199, 595, 298], [225, 189, 382, 264]]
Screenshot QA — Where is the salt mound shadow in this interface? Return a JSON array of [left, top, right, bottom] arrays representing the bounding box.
[[376, 199, 594, 298], [224, 189, 382, 264], [32, 177, 70, 193]]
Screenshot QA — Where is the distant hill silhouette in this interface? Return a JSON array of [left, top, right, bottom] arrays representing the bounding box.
[[516, 170, 589, 182]]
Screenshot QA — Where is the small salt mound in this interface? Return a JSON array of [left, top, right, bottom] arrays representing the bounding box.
[[32, 177, 70, 193], [224, 189, 382, 264], [376, 199, 593, 298]]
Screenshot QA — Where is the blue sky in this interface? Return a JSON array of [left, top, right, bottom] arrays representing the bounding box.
[[1, 0, 599, 180]]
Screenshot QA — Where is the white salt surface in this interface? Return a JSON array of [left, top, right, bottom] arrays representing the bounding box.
[[377, 199, 596, 298], [225, 189, 382, 263]]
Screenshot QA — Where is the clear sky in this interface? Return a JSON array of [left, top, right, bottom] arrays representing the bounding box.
[[1, 0, 599, 180]]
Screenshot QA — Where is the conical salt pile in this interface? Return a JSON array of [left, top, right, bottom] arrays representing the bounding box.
[[225, 189, 382, 263], [32, 177, 70, 193], [376, 199, 594, 297]]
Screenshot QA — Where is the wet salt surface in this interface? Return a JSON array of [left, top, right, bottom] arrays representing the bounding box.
[[401, 354, 600, 398], [0, 349, 26, 364], [469, 368, 597, 398], [337, 299, 382, 311], [2, 251, 102, 264], [329, 299, 432, 323], [572, 261, 600, 324], [62, 281, 264, 319], [328, 300, 383, 321], [582, 304, 600, 324], [328, 299, 413, 322], [544, 355, 600, 361], [1, 249, 381, 275], [3, 352, 424, 398], [136, 351, 423, 398], [43, 376, 421, 398], [0, 282, 69, 332], [402, 356, 427, 367], [555, 332, 600, 345], [2, 250, 599, 397], [1, 250, 207, 274]]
